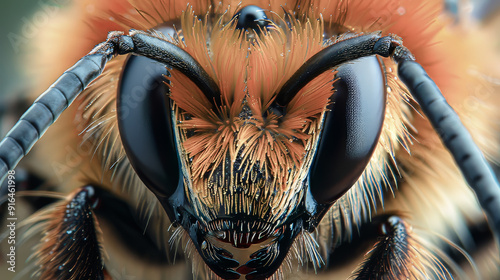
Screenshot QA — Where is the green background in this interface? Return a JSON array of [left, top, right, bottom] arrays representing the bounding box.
[[0, 0, 40, 96]]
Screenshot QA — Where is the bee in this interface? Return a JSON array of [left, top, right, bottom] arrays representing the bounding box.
[[1, 0, 500, 279]]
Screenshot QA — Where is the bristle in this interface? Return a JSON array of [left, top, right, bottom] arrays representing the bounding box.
[[297, 231, 325, 272]]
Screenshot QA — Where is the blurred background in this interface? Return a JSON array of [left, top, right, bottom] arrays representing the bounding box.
[[0, 0, 42, 96]]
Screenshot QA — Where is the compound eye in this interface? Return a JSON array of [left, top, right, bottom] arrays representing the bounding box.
[[309, 56, 387, 204], [117, 55, 180, 199], [234, 5, 268, 31]]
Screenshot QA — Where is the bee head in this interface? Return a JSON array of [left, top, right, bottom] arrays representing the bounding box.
[[116, 5, 386, 279]]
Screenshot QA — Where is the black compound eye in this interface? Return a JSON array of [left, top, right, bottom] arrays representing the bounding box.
[[309, 56, 387, 204], [117, 54, 180, 199], [234, 5, 269, 31]]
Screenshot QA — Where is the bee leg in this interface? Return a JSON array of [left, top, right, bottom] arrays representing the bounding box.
[[350, 215, 448, 280], [32, 185, 110, 280]]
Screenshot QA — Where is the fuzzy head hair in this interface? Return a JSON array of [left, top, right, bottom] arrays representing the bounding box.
[[167, 8, 334, 225]]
